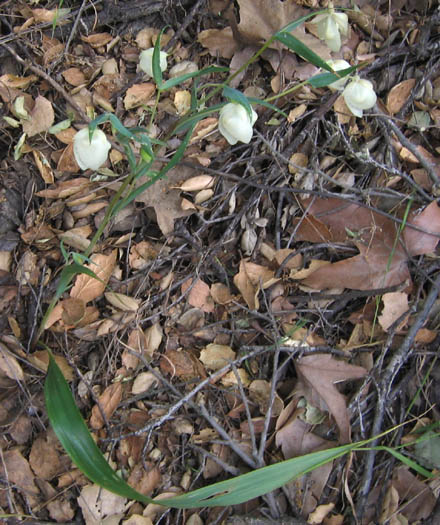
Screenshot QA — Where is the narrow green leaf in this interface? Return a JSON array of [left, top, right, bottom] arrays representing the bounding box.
[[173, 103, 225, 134], [45, 353, 154, 504], [280, 10, 328, 34], [247, 97, 288, 118], [45, 353, 364, 508], [275, 32, 332, 72], [223, 86, 253, 120], [161, 66, 229, 91], [152, 28, 167, 88], [307, 66, 357, 88], [372, 446, 434, 478]]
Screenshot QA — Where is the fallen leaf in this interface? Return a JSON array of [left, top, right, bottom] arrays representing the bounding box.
[[105, 292, 140, 312], [70, 250, 117, 304], [131, 371, 159, 395], [379, 292, 409, 332], [134, 166, 195, 236], [200, 343, 236, 370], [90, 382, 123, 430], [144, 322, 163, 358], [22, 95, 55, 137], [403, 201, 440, 256], [77, 484, 126, 524], [295, 354, 367, 443], [81, 33, 113, 48], [386, 79, 416, 115], [0, 449, 40, 505], [308, 503, 335, 524], [124, 83, 155, 110], [0, 342, 24, 380], [182, 278, 215, 313], [392, 466, 436, 521], [29, 432, 66, 480]]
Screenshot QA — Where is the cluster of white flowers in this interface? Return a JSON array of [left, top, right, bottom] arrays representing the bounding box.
[[327, 59, 377, 117], [312, 5, 377, 118]]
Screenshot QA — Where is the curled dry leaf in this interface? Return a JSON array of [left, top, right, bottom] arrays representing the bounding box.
[[131, 371, 159, 395], [0, 342, 24, 381], [182, 278, 215, 313], [22, 95, 55, 137], [295, 354, 367, 443], [90, 382, 123, 430], [378, 292, 409, 332], [386, 78, 416, 115], [199, 343, 236, 370], [70, 250, 117, 304], [105, 292, 140, 312]]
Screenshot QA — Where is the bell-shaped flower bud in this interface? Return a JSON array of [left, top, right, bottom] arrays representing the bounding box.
[[218, 103, 258, 145], [313, 8, 348, 52], [139, 48, 168, 78], [73, 128, 111, 171], [327, 59, 351, 91], [342, 77, 377, 118]]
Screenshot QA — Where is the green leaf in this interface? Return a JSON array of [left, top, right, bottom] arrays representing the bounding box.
[[161, 66, 229, 91], [152, 28, 168, 88], [275, 31, 333, 72], [45, 353, 364, 508], [307, 66, 357, 88], [247, 97, 288, 118], [280, 9, 328, 34], [222, 86, 253, 120], [173, 103, 225, 134]]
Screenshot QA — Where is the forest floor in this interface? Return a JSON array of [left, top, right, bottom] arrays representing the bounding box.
[[1, 0, 440, 524]]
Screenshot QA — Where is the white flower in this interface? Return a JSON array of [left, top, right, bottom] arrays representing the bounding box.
[[73, 128, 111, 171], [326, 59, 351, 91], [139, 48, 168, 78], [342, 77, 377, 118], [218, 103, 258, 145], [313, 7, 348, 52]]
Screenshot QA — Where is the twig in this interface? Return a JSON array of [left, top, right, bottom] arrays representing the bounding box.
[[356, 272, 440, 519], [375, 105, 440, 187]]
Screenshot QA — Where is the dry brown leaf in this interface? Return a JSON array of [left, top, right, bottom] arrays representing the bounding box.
[[210, 282, 234, 304], [392, 466, 436, 521], [81, 33, 113, 48], [403, 201, 440, 256], [0, 73, 37, 89], [221, 368, 251, 387], [295, 354, 367, 443], [128, 464, 161, 496], [22, 95, 55, 137], [33, 149, 54, 183], [90, 382, 123, 430], [200, 343, 236, 370], [0, 449, 40, 505], [134, 166, 195, 235], [105, 292, 140, 312], [233, 259, 276, 310], [62, 67, 86, 86], [0, 342, 24, 380], [160, 348, 204, 380], [77, 484, 127, 524], [379, 292, 409, 332], [29, 433, 66, 480], [183, 278, 215, 313], [386, 79, 416, 115], [198, 27, 237, 59], [131, 371, 159, 394], [28, 350, 74, 381], [143, 322, 163, 358], [124, 83, 155, 110], [291, 197, 412, 290], [308, 503, 335, 524], [70, 250, 117, 304]]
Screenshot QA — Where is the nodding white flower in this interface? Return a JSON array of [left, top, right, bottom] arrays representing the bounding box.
[[327, 59, 351, 91], [342, 76, 377, 118], [218, 103, 258, 145], [139, 48, 168, 78], [313, 7, 348, 52], [73, 128, 111, 171]]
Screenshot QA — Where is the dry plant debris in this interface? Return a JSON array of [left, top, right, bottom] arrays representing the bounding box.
[[1, 0, 440, 524]]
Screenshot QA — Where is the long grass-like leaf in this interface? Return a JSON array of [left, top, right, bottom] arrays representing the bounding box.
[[45, 353, 364, 508], [161, 66, 229, 91], [275, 31, 333, 72]]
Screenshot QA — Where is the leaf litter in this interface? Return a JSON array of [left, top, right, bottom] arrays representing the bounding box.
[[1, 0, 440, 523]]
